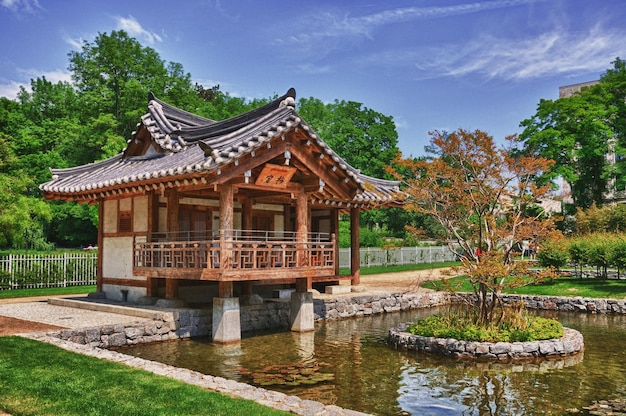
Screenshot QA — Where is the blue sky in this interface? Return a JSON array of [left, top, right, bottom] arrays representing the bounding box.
[[1, 0, 625, 157]]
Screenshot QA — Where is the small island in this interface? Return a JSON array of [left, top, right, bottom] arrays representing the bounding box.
[[389, 323, 584, 360]]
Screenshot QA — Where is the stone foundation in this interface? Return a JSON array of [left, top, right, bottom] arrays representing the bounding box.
[[388, 324, 585, 360]]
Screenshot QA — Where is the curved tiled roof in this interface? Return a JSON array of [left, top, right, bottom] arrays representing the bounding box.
[[41, 88, 402, 207]]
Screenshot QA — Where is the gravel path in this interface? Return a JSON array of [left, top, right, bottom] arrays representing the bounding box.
[[0, 300, 153, 330]]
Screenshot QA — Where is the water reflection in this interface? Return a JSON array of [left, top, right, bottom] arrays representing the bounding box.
[[122, 307, 626, 415]]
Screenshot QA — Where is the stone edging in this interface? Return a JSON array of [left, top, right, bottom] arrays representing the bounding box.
[[454, 293, 626, 314], [388, 324, 584, 360]]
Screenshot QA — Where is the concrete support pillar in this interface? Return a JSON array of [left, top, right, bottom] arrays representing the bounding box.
[[212, 297, 241, 344], [290, 291, 314, 332]]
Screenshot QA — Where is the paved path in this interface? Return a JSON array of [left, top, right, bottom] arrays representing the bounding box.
[[0, 299, 153, 329]]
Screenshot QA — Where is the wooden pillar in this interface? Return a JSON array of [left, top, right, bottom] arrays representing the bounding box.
[[350, 207, 361, 286], [146, 192, 159, 297], [165, 279, 178, 299], [166, 189, 180, 299], [219, 184, 234, 269], [167, 189, 179, 236], [97, 200, 104, 292], [295, 185, 311, 290], [242, 197, 253, 234], [218, 281, 234, 298], [241, 281, 253, 296], [332, 208, 340, 277], [147, 278, 159, 298]]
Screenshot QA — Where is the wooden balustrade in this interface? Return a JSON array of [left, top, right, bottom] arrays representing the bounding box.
[[133, 233, 336, 281]]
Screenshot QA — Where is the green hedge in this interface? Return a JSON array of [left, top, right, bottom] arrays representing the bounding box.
[[538, 233, 626, 278]]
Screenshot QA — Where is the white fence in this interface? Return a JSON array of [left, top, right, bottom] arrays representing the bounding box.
[[0, 252, 97, 290], [339, 246, 458, 269], [0, 246, 456, 290]]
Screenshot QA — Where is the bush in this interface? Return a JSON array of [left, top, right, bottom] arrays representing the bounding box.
[[407, 309, 564, 342], [537, 240, 569, 270]]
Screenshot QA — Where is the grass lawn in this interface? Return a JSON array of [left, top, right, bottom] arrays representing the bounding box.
[[421, 275, 626, 299], [340, 261, 460, 276], [0, 285, 96, 300], [0, 336, 288, 416]]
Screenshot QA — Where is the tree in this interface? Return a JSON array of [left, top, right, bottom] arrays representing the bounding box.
[[0, 134, 51, 249], [298, 97, 401, 235], [68, 30, 196, 139], [298, 97, 398, 178], [390, 129, 560, 325], [519, 87, 614, 209]]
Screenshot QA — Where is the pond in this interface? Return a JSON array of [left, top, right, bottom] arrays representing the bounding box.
[[121, 307, 626, 415]]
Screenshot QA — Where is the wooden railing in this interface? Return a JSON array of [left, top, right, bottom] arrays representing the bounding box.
[[133, 231, 335, 278]]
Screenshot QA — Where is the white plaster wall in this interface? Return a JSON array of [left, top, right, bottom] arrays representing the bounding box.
[[119, 197, 132, 211], [102, 236, 138, 278], [103, 200, 117, 233], [133, 195, 148, 232]]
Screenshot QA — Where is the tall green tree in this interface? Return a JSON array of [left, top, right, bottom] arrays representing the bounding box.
[[68, 30, 196, 139], [298, 97, 401, 234], [519, 59, 626, 209], [298, 97, 398, 178], [0, 134, 51, 249]]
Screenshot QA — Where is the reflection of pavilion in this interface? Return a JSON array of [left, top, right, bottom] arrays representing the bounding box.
[[41, 88, 402, 343]]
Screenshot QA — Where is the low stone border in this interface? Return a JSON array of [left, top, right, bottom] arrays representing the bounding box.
[[453, 293, 626, 314], [388, 324, 584, 360]]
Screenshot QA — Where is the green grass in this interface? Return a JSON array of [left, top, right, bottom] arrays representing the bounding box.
[[0, 285, 96, 299], [339, 261, 460, 276], [421, 275, 626, 299], [407, 312, 563, 342], [0, 336, 288, 416]]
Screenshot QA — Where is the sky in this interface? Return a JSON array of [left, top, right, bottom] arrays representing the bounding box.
[[1, 0, 625, 157]]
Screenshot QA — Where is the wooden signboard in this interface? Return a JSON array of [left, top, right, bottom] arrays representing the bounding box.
[[255, 164, 297, 188]]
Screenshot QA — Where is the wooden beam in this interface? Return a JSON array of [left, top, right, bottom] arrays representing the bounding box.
[[213, 143, 289, 185], [289, 146, 355, 200]]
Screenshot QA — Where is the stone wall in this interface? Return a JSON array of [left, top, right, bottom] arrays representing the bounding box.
[[47, 290, 626, 350], [454, 293, 626, 314], [388, 324, 584, 360], [314, 292, 449, 321], [46, 292, 449, 348], [48, 301, 292, 348]]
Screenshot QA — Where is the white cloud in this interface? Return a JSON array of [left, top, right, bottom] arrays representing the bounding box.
[[292, 63, 332, 75], [413, 24, 625, 81], [0, 68, 72, 99], [275, 0, 545, 46], [1, 0, 41, 14], [0, 80, 22, 99], [114, 15, 162, 44], [62, 33, 83, 51]]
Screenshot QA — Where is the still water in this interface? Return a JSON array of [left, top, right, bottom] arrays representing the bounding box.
[[122, 307, 626, 415]]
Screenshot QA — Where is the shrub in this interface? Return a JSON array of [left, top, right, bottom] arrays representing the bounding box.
[[407, 309, 563, 342], [537, 240, 569, 270]]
